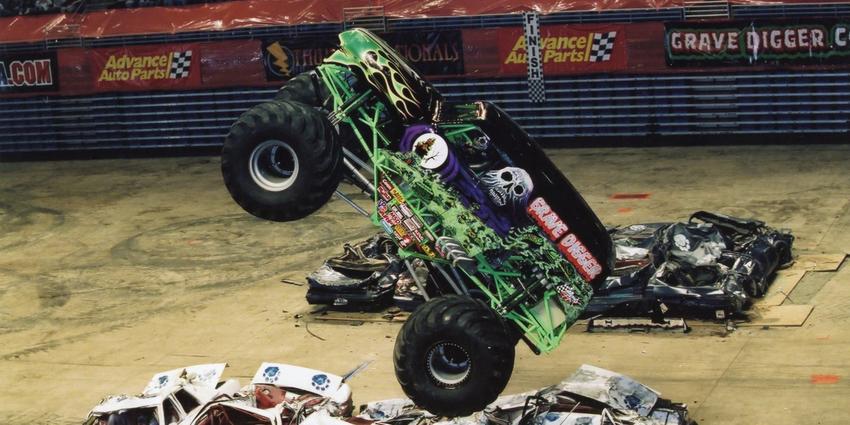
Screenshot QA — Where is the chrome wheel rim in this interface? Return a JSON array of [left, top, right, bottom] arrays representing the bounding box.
[[426, 342, 471, 387], [249, 140, 299, 192]]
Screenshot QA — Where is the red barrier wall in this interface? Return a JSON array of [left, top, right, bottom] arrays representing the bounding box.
[[5, 21, 850, 99]]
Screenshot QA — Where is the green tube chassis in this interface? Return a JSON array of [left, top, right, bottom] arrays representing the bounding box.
[[315, 29, 614, 354]]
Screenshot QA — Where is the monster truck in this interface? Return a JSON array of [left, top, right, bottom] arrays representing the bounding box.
[[221, 28, 614, 416]]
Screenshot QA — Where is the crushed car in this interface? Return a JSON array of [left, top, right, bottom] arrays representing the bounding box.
[[585, 211, 794, 320], [305, 234, 426, 312], [87, 363, 693, 425], [355, 364, 692, 425], [84, 362, 354, 425], [82, 364, 238, 425], [305, 210, 793, 323], [177, 363, 353, 425]]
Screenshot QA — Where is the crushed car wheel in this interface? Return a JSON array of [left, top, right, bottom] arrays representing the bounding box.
[[393, 295, 516, 417], [222, 100, 342, 221]]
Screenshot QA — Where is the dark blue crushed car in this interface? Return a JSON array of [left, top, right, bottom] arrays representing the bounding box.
[[584, 211, 794, 320]]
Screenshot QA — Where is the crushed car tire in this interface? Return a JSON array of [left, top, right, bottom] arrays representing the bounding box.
[[222, 100, 342, 222], [393, 295, 515, 417]]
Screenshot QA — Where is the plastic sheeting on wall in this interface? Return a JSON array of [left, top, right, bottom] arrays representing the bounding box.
[[0, 0, 682, 44], [4, 0, 845, 45]]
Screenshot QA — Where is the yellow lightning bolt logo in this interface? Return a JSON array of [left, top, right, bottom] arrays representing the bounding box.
[[266, 42, 291, 77]]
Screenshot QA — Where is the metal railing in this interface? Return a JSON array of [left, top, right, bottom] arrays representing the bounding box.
[[342, 6, 387, 32], [2, 71, 848, 153], [684, 0, 730, 19]]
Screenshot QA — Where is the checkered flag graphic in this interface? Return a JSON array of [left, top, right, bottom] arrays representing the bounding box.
[[528, 78, 546, 103], [169, 50, 192, 79], [589, 32, 617, 62]]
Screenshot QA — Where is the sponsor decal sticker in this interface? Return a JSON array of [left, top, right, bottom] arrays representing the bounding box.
[[412, 133, 449, 170], [377, 178, 435, 256], [556, 283, 582, 305], [311, 373, 330, 391], [262, 366, 280, 383]]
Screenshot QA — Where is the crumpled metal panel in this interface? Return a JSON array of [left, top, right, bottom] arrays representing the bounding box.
[[586, 211, 794, 319], [358, 364, 692, 425]]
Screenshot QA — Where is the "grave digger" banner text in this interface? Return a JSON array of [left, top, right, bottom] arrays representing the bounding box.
[[91, 43, 201, 90], [666, 20, 850, 66]]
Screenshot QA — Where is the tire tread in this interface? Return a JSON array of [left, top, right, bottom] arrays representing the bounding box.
[[221, 99, 342, 222], [394, 295, 515, 417]]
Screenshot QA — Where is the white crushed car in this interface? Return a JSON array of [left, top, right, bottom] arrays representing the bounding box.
[[82, 363, 240, 425], [176, 362, 353, 425], [356, 365, 693, 425], [85, 363, 691, 425]]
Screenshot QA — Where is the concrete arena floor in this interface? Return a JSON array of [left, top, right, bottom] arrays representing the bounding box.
[[0, 144, 848, 425]]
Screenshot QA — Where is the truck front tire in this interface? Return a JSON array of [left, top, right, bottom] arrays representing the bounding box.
[[222, 100, 342, 222], [393, 295, 516, 417]]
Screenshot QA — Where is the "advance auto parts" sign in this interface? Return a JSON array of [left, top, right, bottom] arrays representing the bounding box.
[[497, 24, 627, 76], [667, 20, 850, 66], [92, 43, 201, 90], [0, 52, 58, 94]]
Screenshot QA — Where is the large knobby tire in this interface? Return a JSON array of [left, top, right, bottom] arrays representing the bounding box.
[[394, 295, 516, 417], [221, 100, 342, 221], [275, 71, 356, 143], [274, 72, 330, 109]]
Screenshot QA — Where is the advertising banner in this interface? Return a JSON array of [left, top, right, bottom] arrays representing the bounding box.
[[666, 20, 850, 66], [495, 24, 628, 76], [261, 30, 464, 81], [200, 39, 266, 88], [91, 43, 201, 91], [0, 51, 59, 94]]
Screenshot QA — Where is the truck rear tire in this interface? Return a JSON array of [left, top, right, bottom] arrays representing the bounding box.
[[393, 295, 515, 417], [222, 100, 342, 222], [274, 72, 330, 109]]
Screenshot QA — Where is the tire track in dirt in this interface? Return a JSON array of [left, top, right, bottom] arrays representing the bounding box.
[[0, 209, 375, 360], [109, 212, 366, 268], [0, 202, 64, 252]]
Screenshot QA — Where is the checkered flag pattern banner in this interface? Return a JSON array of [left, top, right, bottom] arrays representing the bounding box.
[[528, 78, 546, 103], [523, 12, 546, 103], [169, 50, 193, 79], [589, 32, 617, 62]]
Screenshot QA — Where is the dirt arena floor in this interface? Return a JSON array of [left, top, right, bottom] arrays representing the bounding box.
[[0, 144, 848, 425]]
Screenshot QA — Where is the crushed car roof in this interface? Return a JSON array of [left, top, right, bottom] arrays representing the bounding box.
[[252, 362, 345, 399], [90, 363, 227, 414]]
